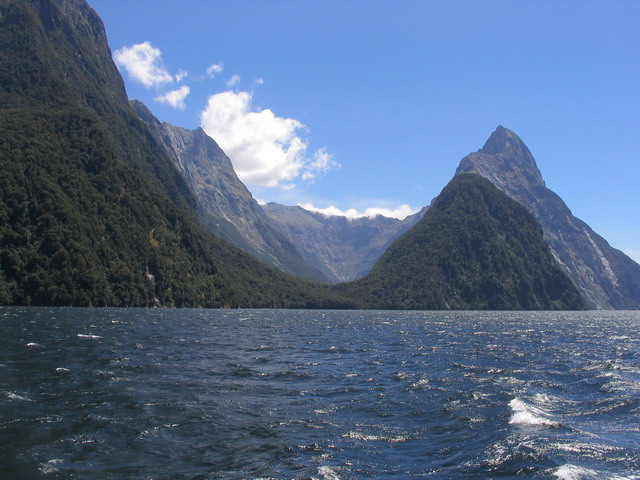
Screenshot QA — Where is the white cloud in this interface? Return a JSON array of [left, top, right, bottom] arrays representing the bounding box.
[[302, 148, 340, 182], [299, 203, 419, 220], [226, 75, 241, 88], [175, 69, 189, 82], [200, 90, 339, 188], [113, 41, 173, 88], [206, 63, 224, 77], [154, 85, 190, 110]]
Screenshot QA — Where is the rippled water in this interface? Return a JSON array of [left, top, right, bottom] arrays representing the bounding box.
[[1, 308, 639, 479]]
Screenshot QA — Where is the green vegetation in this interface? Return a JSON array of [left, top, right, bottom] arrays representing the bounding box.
[[338, 174, 587, 310], [0, 0, 354, 308]]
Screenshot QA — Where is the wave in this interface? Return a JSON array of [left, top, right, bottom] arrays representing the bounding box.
[[5, 391, 32, 402], [317, 465, 341, 480], [343, 430, 409, 443], [553, 464, 639, 480], [554, 464, 599, 480], [508, 397, 560, 427]]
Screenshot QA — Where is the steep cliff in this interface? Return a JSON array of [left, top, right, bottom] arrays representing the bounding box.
[[131, 101, 326, 282]]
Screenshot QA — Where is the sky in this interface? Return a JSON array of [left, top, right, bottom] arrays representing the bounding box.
[[88, 0, 640, 263]]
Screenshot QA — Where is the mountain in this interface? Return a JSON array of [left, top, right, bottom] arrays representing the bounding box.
[[0, 0, 352, 308], [133, 96, 425, 284], [262, 203, 426, 282], [339, 174, 587, 310], [456, 126, 640, 309], [131, 101, 326, 282]]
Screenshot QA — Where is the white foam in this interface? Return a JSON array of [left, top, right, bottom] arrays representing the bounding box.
[[554, 464, 599, 480], [343, 430, 408, 443], [318, 465, 341, 480], [38, 459, 63, 475], [26, 342, 41, 347], [411, 378, 429, 387], [5, 392, 32, 402], [77, 334, 102, 339], [509, 398, 559, 427]]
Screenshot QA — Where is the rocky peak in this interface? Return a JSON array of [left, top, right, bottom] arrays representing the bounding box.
[[457, 126, 545, 191], [480, 125, 527, 155]]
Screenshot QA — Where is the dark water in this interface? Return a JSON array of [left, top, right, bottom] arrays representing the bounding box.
[[1, 308, 639, 479]]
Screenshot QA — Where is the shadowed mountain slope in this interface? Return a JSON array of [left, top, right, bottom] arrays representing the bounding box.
[[339, 174, 586, 310]]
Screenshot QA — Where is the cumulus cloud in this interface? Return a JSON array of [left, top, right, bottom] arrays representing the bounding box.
[[200, 90, 339, 188], [113, 41, 173, 88], [154, 85, 190, 110], [206, 63, 224, 77], [299, 203, 419, 220]]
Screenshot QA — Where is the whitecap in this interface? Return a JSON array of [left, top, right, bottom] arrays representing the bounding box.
[[38, 459, 63, 475], [26, 342, 41, 347], [314, 408, 334, 414], [77, 334, 102, 339], [411, 378, 429, 388], [509, 397, 559, 427], [343, 430, 408, 443], [317, 465, 341, 480], [553, 464, 599, 480], [5, 392, 32, 402]]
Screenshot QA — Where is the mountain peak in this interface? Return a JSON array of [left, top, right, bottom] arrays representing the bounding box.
[[480, 126, 522, 154], [455, 126, 640, 309], [456, 126, 545, 189]]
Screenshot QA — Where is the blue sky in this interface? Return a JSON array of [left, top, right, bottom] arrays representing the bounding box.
[[89, 0, 639, 262]]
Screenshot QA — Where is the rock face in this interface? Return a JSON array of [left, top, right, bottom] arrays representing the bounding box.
[[131, 101, 326, 282], [339, 174, 587, 310], [262, 204, 426, 282], [456, 126, 640, 309]]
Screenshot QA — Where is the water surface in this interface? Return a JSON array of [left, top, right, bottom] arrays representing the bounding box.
[[1, 308, 639, 479]]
